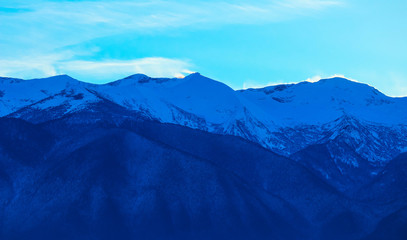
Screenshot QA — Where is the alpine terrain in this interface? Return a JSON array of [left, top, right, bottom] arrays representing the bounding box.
[[0, 73, 406, 240]]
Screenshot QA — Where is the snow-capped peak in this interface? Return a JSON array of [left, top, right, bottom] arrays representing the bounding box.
[[183, 72, 202, 79], [237, 76, 406, 126], [27, 74, 81, 85], [1, 73, 406, 165], [108, 74, 150, 86]]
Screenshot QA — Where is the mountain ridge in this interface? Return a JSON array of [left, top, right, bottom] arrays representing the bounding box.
[[3, 74, 404, 97], [1, 73, 407, 239], [1, 73, 407, 177]]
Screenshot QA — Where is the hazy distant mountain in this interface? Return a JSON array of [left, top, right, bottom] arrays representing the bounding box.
[[0, 73, 406, 239]]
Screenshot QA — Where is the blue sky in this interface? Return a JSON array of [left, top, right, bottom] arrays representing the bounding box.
[[1, 0, 406, 96]]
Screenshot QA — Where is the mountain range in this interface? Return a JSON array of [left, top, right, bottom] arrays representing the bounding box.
[[0, 73, 406, 239]]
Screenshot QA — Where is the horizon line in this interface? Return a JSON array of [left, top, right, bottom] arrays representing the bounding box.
[[1, 72, 406, 98]]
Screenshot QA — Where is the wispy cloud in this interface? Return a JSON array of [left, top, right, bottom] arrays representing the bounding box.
[[390, 74, 407, 97], [0, 0, 344, 80], [2, 0, 344, 33], [304, 74, 359, 83], [0, 55, 192, 82], [0, 54, 63, 78], [277, 0, 343, 10], [304, 75, 322, 82], [57, 57, 193, 82], [3, 0, 343, 27], [1, 0, 344, 50]]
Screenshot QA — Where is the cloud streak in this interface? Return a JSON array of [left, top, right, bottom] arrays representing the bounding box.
[[0, 0, 344, 80], [0, 55, 192, 82], [57, 57, 193, 82], [1, 0, 344, 50]]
